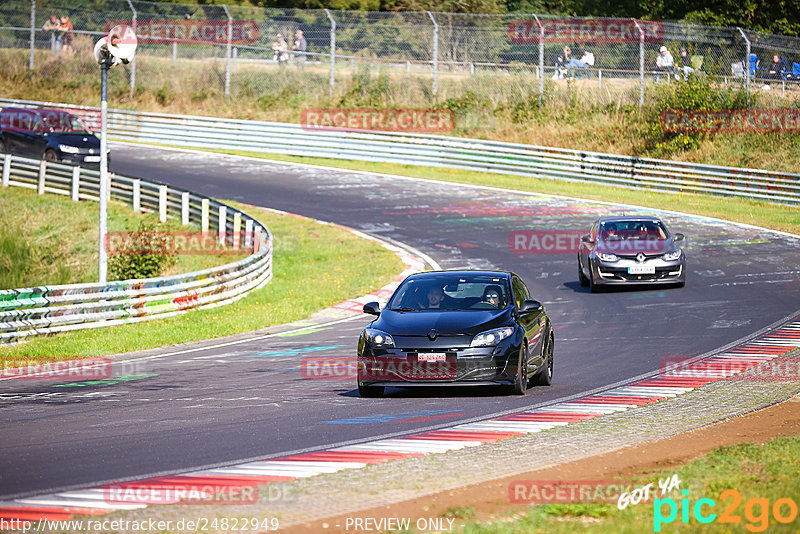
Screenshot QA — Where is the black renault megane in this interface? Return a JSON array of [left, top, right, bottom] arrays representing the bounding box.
[[357, 270, 554, 397]]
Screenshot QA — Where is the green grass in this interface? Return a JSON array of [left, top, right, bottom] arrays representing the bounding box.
[[439, 436, 800, 533], [197, 148, 800, 236], [0, 201, 404, 361], [0, 186, 233, 289]]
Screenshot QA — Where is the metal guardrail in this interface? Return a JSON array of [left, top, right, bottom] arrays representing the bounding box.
[[0, 153, 273, 343], [1, 98, 797, 206]]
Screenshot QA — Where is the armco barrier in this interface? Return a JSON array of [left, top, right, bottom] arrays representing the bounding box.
[[0, 154, 273, 343], [1, 98, 799, 205]]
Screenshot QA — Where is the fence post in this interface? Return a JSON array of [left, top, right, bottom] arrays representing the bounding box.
[[2, 154, 10, 187], [221, 5, 233, 97], [633, 19, 644, 108], [125, 0, 136, 92], [232, 211, 241, 249], [29, 0, 35, 71], [201, 198, 209, 233], [324, 9, 336, 95], [245, 218, 253, 250], [533, 15, 544, 104], [159, 184, 168, 222], [181, 191, 190, 225], [737, 28, 751, 109], [218, 205, 227, 244], [172, 41, 177, 64], [71, 166, 80, 201], [37, 160, 46, 194], [427, 11, 438, 96], [132, 179, 140, 212]]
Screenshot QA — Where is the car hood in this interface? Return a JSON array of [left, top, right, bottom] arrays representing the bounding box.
[[596, 237, 676, 255], [373, 308, 513, 337], [48, 133, 100, 149]]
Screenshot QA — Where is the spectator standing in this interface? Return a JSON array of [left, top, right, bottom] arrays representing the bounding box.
[[272, 33, 289, 66], [676, 48, 695, 80], [43, 15, 60, 52], [292, 29, 307, 70], [655, 45, 675, 82], [58, 15, 74, 55]]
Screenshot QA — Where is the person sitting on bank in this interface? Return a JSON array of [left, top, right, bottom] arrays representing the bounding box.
[[655, 46, 675, 82]]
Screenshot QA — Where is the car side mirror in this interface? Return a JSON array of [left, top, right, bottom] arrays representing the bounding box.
[[580, 234, 593, 244], [362, 302, 381, 316], [520, 299, 543, 314], [674, 233, 685, 242]]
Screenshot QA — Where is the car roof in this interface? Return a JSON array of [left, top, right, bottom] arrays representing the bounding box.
[[597, 215, 665, 223], [407, 270, 513, 279]]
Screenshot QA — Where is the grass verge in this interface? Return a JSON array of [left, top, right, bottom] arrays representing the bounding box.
[[449, 435, 800, 533], [0, 201, 403, 361], [193, 147, 800, 236], [0, 186, 233, 289]]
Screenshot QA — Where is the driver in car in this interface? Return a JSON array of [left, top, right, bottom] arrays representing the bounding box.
[[481, 285, 503, 308], [425, 286, 447, 309]]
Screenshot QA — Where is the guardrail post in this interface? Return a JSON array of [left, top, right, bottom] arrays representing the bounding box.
[[158, 184, 168, 223], [201, 198, 209, 233], [29, 0, 35, 71], [533, 15, 544, 104], [254, 226, 262, 253], [71, 167, 80, 201], [125, 0, 137, 92], [132, 179, 140, 212], [427, 11, 438, 97], [2, 154, 10, 187], [218, 205, 227, 244], [222, 4, 232, 97], [37, 160, 46, 194], [181, 191, 190, 226], [632, 19, 645, 108], [245, 218, 253, 250], [324, 9, 336, 96], [232, 212, 241, 249], [737, 28, 751, 109]]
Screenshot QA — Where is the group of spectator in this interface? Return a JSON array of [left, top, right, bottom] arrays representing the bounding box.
[[272, 29, 307, 69], [654, 46, 695, 82], [42, 14, 74, 55], [552, 45, 595, 79]]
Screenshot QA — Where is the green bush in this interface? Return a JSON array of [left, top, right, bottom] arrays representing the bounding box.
[[108, 222, 176, 281]]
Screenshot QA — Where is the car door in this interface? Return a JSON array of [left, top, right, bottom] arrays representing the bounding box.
[[512, 276, 544, 369], [0, 109, 31, 153]]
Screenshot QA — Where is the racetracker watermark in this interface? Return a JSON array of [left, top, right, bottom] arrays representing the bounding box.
[[103, 482, 259, 505], [105, 20, 259, 44], [301, 356, 358, 380], [661, 357, 800, 382], [1, 358, 112, 380], [358, 358, 457, 381], [509, 480, 635, 503], [105, 231, 252, 256], [660, 109, 800, 134], [300, 108, 455, 133], [509, 230, 583, 254], [508, 18, 663, 43]]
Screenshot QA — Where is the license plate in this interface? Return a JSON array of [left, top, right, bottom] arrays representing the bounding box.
[[84, 155, 100, 162], [628, 264, 655, 274], [418, 352, 447, 362]]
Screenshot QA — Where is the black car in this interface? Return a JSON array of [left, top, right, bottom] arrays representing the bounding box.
[[0, 107, 104, 166], [578, 216, 686, 292], [357, 270, 554, 397]]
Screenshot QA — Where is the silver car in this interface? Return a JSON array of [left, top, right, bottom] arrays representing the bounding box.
[[578, 216, 686, 292]]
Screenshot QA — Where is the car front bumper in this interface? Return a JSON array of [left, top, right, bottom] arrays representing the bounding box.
[[591, 257, 685, 286]]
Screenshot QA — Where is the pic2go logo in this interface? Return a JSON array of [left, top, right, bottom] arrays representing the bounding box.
[[654, 489, 799, 532]]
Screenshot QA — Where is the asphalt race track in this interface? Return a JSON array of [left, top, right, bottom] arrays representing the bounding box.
[[2, 143, 799, 499]]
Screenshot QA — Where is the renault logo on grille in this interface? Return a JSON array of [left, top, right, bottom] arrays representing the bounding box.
[[427, 329, 438, 340], [636, 253, 646, 263]]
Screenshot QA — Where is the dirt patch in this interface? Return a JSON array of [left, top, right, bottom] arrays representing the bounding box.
[[283, 394, 800, 532]]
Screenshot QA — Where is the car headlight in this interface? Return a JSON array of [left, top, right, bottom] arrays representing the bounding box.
[[595, 251, 618, 262], [58, 144, 80, 154], [471, 327, 515, 347], [364, 328, 395, 348], [663, 249, 682, 261]]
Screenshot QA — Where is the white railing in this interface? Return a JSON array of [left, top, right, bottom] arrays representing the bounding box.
[[0, 154, 272, 343]]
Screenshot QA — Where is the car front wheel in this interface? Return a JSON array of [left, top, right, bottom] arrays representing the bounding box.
[[43, 149, 58, 161], [578, 257, 589, 287], [533, 333, 554, 386], [509, 345, 528, 395]]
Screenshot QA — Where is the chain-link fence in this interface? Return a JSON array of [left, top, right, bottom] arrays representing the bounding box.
[[2, 0, 800, 106]]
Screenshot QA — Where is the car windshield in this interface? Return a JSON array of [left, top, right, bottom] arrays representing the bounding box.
[[40, 111, 93, 134], [600, 220, 668, 241], [389, 275, 510, 311]]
